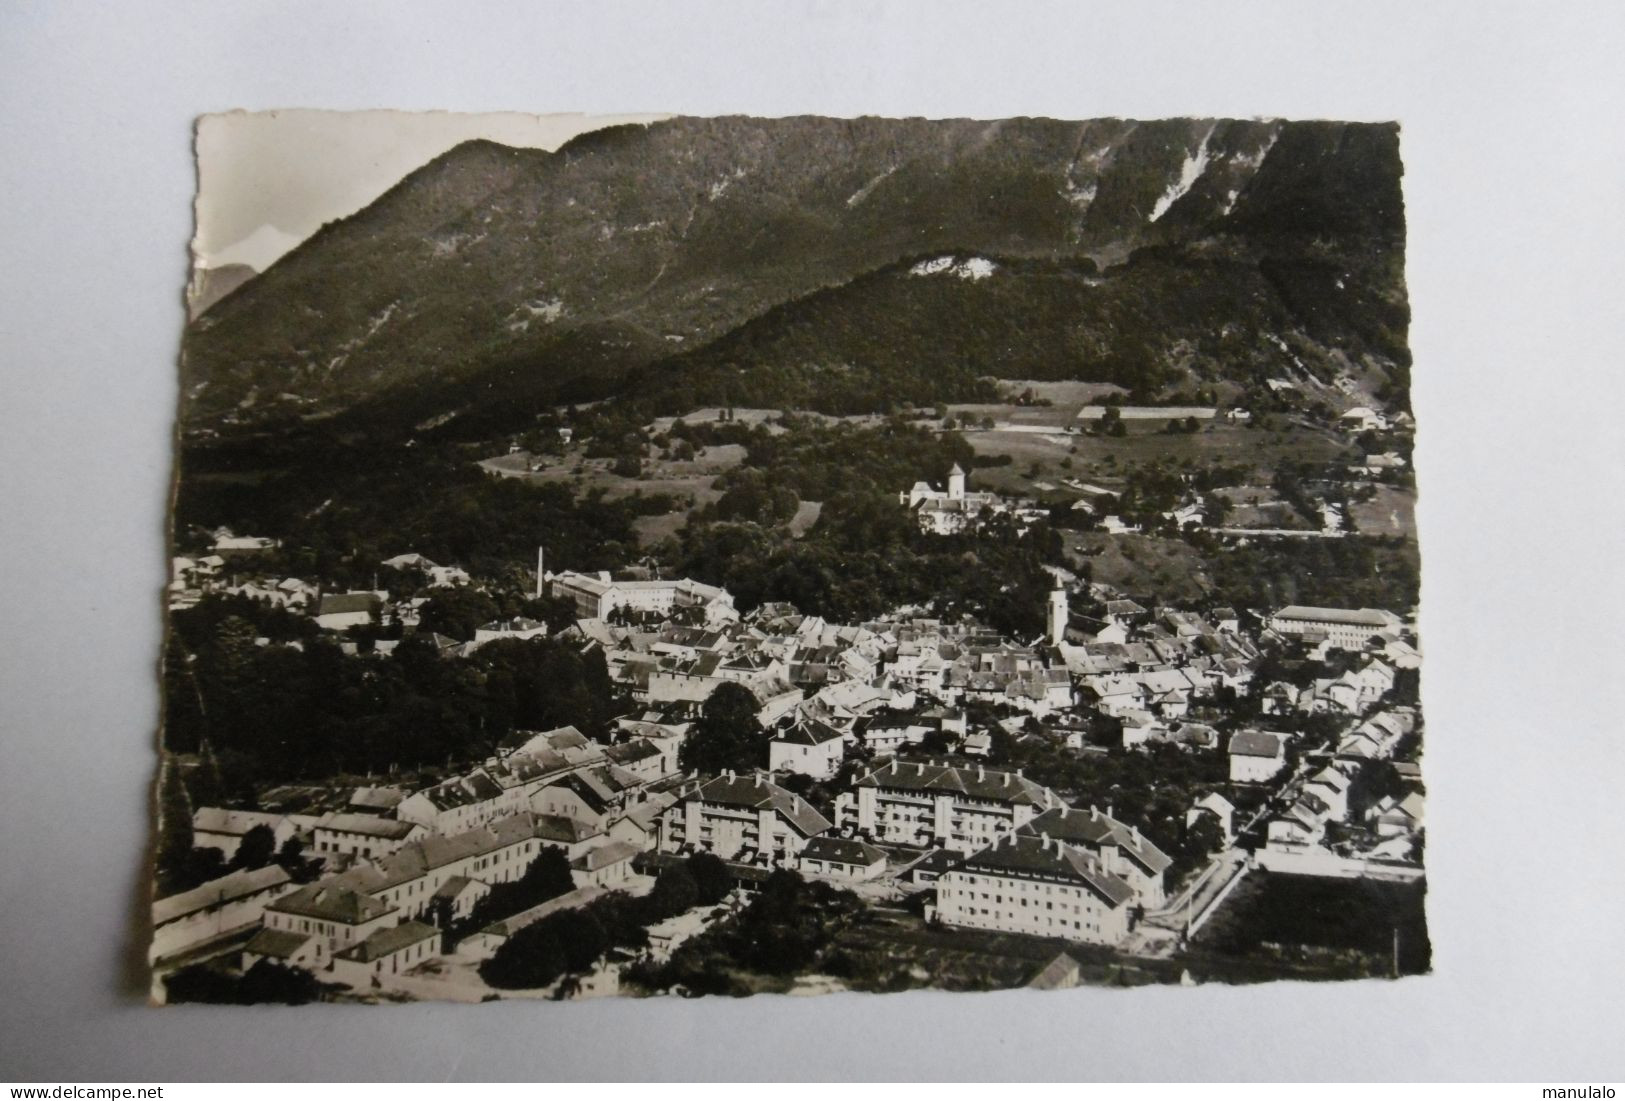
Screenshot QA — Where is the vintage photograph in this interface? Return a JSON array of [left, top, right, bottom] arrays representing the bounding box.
[[153, 111, 1425, 1005]]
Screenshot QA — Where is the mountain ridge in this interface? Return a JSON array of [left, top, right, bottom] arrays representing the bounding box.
[[180, 116, 1403, 426]]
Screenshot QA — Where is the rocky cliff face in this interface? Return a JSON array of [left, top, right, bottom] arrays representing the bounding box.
[[180, 116, 1404, 424]]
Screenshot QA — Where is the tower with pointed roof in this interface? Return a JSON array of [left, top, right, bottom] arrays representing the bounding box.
[[947, 462, 965, 500]]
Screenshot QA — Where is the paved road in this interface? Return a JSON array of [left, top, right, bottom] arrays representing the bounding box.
[[1146, 848, 1248, 934]]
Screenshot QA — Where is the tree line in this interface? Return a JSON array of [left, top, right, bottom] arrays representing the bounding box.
[[163, 603, 624, 804]]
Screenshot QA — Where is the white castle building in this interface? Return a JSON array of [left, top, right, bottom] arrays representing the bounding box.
[[900, 464, 1006, 534]]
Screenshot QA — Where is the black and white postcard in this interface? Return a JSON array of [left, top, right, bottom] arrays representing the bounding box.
[[153, 112, 1426, 1004]]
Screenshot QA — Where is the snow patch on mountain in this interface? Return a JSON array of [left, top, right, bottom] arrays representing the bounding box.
[[909, 256, 997, 281], [1266, 332, 1310, 374], [1150, 124, 1217, 223], [1233, 129, 1279, 170], [708, 167, 748, 201], [1060, 179, 1098, 209], [507, 296, 565, 333], [430, 230, 486, 258], [363, 302, 399, 340], [846, 165, 898, 208]]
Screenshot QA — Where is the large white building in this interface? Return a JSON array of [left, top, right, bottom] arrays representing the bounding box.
[[549, 571, 737, 626], [930, 832, 1136, 946], [191, 808, 299, 861], [1015, 804, 1173, 909], [1229, 730, 1287, 783], [330, 920, 442, 990], [150, 865, 294, 964], [769, 717, 846, 779], [311, 814, 426, 860], [1269, 605, 1402, 650], [249, 809, 612, 977], [657, 772, 831, 865], [261, 885, 400, 971], [900, 464, 1006, 534], [835, 759, 1066, 854]]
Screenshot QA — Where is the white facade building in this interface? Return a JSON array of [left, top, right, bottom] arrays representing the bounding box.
[[931, 832, 1135, 946], [901, 464, 1007, 534], [330, 920, 442, 989], [1269, 606, 1403, 650], [311, 814, 426, 860], [150, 865, 294, 963], [769, 718, 846, 779], [657, 772, 831, 865], [1229, 730, 1287, 783], [549, 572, 737, 626], [836, 759, 1066, 854], [1015, 804, 1172, 909]]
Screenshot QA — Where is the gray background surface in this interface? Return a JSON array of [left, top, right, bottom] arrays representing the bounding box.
[[2, 0, 1623, 1082]]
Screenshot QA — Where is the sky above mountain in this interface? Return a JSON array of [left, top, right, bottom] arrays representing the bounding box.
[[193, 109, 669, 270]]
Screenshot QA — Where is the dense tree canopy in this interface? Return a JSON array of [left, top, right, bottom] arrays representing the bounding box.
[[679, 683, 766, 775], [163, 601, 624, 794]]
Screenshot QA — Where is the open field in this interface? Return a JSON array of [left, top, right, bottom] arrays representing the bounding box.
[[989, 379, 1127, 405], [961, 419, 1351, 501], [1216, 485, 1313, 530], [787, 500, 824, 537], [653, 443, 748, 473], [944, 403, 1078, 430], [1193, 871, 1430, 977], [480, 448, 735, 506], [1064, 532, 1214, 602], [647, 408, 895, 434], [1075, 405, 1217, 420], [646, 407, 783, 433], [833, 907, 1170, 991], [1347, 485, 1418, 539], [631, 511, 690, 547]]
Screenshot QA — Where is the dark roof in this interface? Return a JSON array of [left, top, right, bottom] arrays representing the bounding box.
[[533, 814, 601, 843], [153, 865, 291, 926], [801, 836, 887, 867], [775, 718, 845, 747], [464, 772, 504, 801], [909, 848, 963, 877], [318, 593, 379, 616], [955, 834, 1135, 908], [318, 813, 419, 840], [413, 771, 508, 812], [335, 920, 439, 963], [1229, 731, 1284, 758], [1274, 606, 1397, 627], [430, 875, 481, 902], [542, 726, 589, 750], [545, 770, 616, 815], [604, 738, 661, 764], [349, 786, 407, 811], [478, 616, 546, 633], [570, 841, 641, 872], [684, 774, 832, 837], [243, 928, 312, 961], [191, 807, 285, 837], [1019, 806, 1173, 875], [854, 759, 1062, 808], [329, 813, 542, 894], [268, 884, 396, 925], [1026, 951, 1083, 990]]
